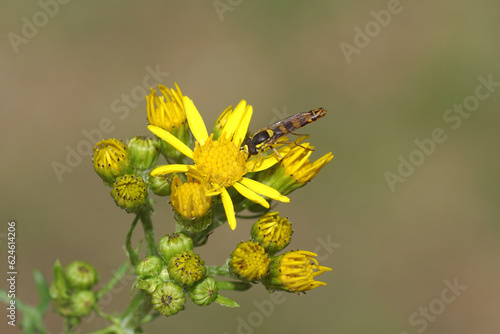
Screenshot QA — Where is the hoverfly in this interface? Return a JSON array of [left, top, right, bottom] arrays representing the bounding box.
[[244, 107, 327, 159]]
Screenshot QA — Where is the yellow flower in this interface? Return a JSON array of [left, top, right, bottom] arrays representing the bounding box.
[[148, 98, 289, 230], [263, 250, 332, 293], [147, 84, 191, 162], [251, 212, 293, 255], [281, 142, 333, 184], [92, 138, 130, 185], [147, 83, 187, 132], [171, 175, 212, 219], [255, 139, 333, 196], [229, 241, 270, 281], [170, 175, 213, 232]]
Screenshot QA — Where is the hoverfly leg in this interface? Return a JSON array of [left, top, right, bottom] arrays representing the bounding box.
[[294, 141, 314, 151], [270, 146, 283, 159], [250, 149, 265, 172]]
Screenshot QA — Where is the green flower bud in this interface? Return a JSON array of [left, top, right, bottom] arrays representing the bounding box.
[[148, 174, 172, 196], [70, 290, 96, 317], [53, 299, 74, 317], [173, 212, 213, 233], [111, 174, 147, 213], [229, 241, 270, 282], [135, 276, 163, 294], [188, 276, 218, 306], [127, 136, 160, 170], [167, 250, 206, 287], [158, 233, 193, 264], [92, 139, 131, 185], [65, 261, 99, 290], [151, 282, 186, 317], [251, 212, 293, 255], [136, 256, 163, 277], [49, 260, 69, 300], [159, 265, 171, 282]]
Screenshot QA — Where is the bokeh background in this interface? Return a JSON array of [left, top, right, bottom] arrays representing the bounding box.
[[2, 1, 500, 333]]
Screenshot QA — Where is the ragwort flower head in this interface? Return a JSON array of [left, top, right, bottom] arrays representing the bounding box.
[[148, 97, 290, 230], [262, 250, 332, 293], [147, 84, 191, 162], [147, 83, 187, 133], [251, 211, 293, 255], [229, 241, 270, 282], [92, 138, 130, 185], [170, 175, 213, 232]]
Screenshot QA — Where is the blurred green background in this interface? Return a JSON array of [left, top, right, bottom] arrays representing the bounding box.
[[2, 1, 499, 333]]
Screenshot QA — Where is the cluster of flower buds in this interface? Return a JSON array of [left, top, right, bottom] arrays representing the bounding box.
[[133, 233, 235, 317], [49, 260, 100, 321], [92, 137, 165, 213], [229, 212, 331, 293]]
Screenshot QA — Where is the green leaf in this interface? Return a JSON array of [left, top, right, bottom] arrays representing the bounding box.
[[49, 260, 68, 300], [126, 216, 141, 266], [34, 270, 50, 313], [214, 294, 239, 308], [206, 264, 230, 276]]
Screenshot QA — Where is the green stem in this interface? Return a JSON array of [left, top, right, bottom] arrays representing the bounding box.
[[120, 290, 153, 332], [126, 216, 141, 266], [97, 262, 131, 300], [139, 212, 157, 256], [207, 264, 230, 277], [111, 207, 155, 332], [190, 200, 226, 247], [85, 325, 123, 334]]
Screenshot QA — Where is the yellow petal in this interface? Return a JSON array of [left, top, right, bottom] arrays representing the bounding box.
[[151, 164, 189, 177], [246, 152, 281, 172], [183, 96, 208, 145], [171, 82, 184, 106], [239, 177, 290, 203], [300, 152, 333, 182], [245, 136, 296, 171], [232, 104, 253, 146], [220, 187, 237, 230], [314, 152, 334, 167], [205, 187, 223, 197], [222, 100, 246, 140], [215, 105, 233, 130], [233, 181, 270, 209], [148, 125, 194, 159]]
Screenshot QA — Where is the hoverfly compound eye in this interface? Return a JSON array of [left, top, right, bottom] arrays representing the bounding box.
[[245, 137, 258, 156], [311, 108, 327, 121]]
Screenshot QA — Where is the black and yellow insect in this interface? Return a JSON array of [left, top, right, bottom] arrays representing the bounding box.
[[244, 107, 327, 158]]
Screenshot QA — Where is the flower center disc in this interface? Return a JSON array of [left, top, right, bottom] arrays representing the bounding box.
[[193, 134, 246, 189]]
